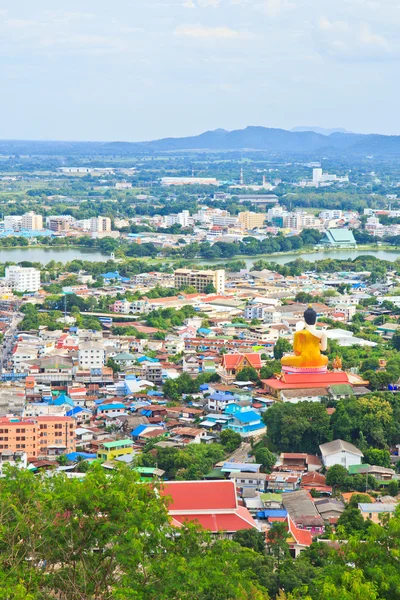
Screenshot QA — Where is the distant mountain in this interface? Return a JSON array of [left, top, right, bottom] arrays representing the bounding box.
[[291, 126, 354, 136], [117, 126, 400, 157], [2, 126, 400, 157]]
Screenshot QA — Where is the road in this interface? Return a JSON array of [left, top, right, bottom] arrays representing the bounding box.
[[215, 442, 253, 467], [0, 312, 23, 375]]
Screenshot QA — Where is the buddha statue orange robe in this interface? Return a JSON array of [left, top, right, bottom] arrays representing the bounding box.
[[281, 329, 328, 369]]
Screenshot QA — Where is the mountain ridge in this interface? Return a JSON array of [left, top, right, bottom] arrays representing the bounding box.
[[1, 126, 400, 156]]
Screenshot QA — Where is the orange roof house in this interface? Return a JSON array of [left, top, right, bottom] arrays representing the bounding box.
[[221, 353, 262, 384]]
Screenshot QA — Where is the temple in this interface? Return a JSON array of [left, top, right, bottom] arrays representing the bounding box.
[[281, 305, 328, 374], [262, 305, 368, 398]]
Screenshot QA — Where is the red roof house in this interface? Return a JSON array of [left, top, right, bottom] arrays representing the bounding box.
[[160, 480, 258, 534], [261, 371, 350, 396]]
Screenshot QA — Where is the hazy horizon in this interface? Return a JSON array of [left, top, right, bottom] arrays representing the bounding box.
[[1, 0, 400, 141]]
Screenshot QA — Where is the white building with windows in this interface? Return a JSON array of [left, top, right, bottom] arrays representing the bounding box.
[[5, 266, 41, 292], [78, 342, 106, 369], [319, 439, 363, 469]]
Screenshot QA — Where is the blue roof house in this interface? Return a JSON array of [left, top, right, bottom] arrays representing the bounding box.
[[222, 406, 266, 438]]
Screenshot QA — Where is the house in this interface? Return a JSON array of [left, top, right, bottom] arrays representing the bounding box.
[[282, 490, 325, 534], [221, 462, 266, 493], [319, 439, 363, 469], [160, 480, 258, 537], [348, 463, 396, 481], [278, 453, 322, 473], [170, 427, 208, 444], [265, 471, 301, 492], [229, 472, 267, 493], [286, 517, 313, 558], [260, 492, 283, 509], [280, 388, 328, 404], [96, 439, 134, 461], [207, 391, 235, 412], [358, 502, 397, 523], [222, 405, 266, 439], [314, 498, 345, 522], [96, 403, 127, 418], [220, 353, 262, 384], [75, 427, 94, 448], [300, 472, 332, 495]]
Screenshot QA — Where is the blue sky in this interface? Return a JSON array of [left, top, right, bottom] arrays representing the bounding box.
[[0, 0, 399, 141]]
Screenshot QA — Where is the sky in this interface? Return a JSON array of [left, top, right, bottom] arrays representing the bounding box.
[[0, 0, 399, 141]]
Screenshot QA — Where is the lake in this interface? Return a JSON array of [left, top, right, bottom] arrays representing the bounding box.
[[2, 245, 400, 268], [196, 248, 400, 268], [0, 246, 110, 264]]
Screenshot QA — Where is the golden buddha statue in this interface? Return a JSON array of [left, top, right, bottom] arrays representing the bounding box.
[[281, 305, 328, 373], [333, 355, 343, 371]]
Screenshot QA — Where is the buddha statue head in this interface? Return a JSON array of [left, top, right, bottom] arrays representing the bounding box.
[[304, 304, 317, 326]]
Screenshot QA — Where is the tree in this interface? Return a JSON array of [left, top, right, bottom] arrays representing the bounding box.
[[219, 430, 242, 453], [254, 447, 276, 473], [263, 402, 331, 455], [274, 338, 292, 360], [107, 358, 120, 373], [233, 529, 266, 554], [363, 448, 391, 468], [0, 466, 270, 600], [392, 331, 400, 351], [337, 506, 368, 535], [388, 479, 399, 497], [326, 464, 349, 489], [204, 282, 216, 294], [236, 367, 260, 382]]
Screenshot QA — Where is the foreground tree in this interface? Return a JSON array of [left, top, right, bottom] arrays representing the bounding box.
[[0, 466, 270, 600]]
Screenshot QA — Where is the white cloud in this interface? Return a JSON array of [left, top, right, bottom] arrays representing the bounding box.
[[256, 0, 295, 17], [175, 24, 250, 39], [5, 18, 43, 29], [182, 0, 196, 7], [198, 0, 220, 7], [316, 17, 391, 60], [359, 22, 389, 49]]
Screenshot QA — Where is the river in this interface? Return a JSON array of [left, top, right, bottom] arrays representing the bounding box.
[[1, 245, 400, 267], [0, 247, 110, 264], [196, 248, 400, 268]]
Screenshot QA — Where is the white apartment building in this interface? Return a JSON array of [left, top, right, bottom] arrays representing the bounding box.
[[90, 217, 111, 233], [319, 210, 343, 220], [163, 210, 191, 228], [22, 212, 43, 230], [211, 215, 239, 227], [78, 342, 106, 369], [284, 212, 323, 231], [4, 215, 23, 231], [5, 266, 41, 292], [244, 304, 281, 322]]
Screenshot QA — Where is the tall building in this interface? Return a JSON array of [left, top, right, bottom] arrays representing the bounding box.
[[313, 168, 323, 184], [5, 266, 41, 292], [0, 415, 75, 458], [47, 216, 71, 232], [238, 212, 266, 230], [78, 342, 106, 369], [174, 269, 225, 294], [21, 212, 43, 230], [4, 215, 22, 231], [90, 217, 111, 233]]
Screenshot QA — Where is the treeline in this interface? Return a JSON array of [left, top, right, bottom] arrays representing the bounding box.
[[264, 394, 400, 455], [3, 466, 400, 599]]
